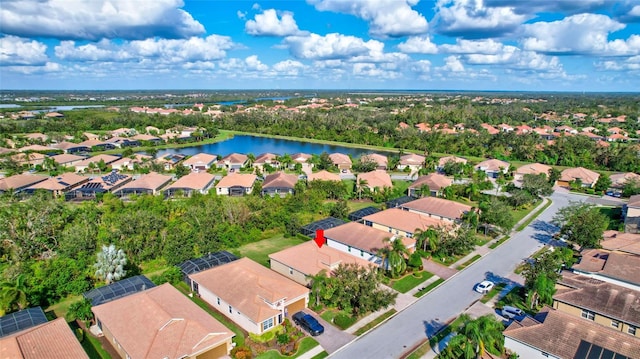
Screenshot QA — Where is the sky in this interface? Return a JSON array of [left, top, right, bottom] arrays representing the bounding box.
[[1, 0, 640, 92]]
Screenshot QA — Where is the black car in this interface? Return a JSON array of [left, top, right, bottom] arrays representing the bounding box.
[[292, 311, 324, 336]]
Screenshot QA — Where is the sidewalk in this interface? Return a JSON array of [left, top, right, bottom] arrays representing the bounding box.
[[295, 344, 325, 359]]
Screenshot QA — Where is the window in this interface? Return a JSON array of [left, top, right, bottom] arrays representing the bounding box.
[[612, 320, 620, 329], [262, 317, 274, 331], [229, 305, 232, 314], [348, 246, 351, 252], [289, 267, 293, 275], [388, 227, 392, 233], [365, 220, 372, 227], [278, 314, 283, 324], [581, 309, 595, 321], [217, 297, 220, 305], [629, 326, 637, 335]]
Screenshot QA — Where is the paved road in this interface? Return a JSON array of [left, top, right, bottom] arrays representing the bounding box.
[[330, 190, 585, 359]]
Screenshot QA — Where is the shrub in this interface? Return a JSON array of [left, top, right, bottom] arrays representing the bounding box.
[[334, 313, 356, 329], [408, 252, 423, 269], [75, 328, 84, 342], [231, 345, 253, 359], [277, 333, 290, 345]]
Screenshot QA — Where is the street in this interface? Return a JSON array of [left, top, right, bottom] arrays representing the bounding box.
[[330, 190, 586, 359]]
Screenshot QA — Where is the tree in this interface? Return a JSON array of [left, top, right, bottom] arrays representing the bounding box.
[[307, 270, 331, 308], [378, 237, 409, 278], [594, 174, 611, 193], [94, 244, 127, 284], [480, 198, 515, 234], [521, 173, 553, 197], [442, 314, 505, 359], [548, 168, 561, 184], [552, 203, 608, 248], [175, 164, 190, 178], [328, 263, 397, 316], [414, 226, 439, 253], [0, 275, 29, 315], [329, 199, 349, 219], [623, 178, 640, 197], [66, 297, 94, 324]]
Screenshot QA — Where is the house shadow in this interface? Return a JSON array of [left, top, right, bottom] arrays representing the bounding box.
[[423, 318, 455, 355], [530, 219, 559, 235], [484, 271, 521, 290]]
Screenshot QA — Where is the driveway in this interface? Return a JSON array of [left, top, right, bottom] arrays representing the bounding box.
[[294, 310, 355, 354]]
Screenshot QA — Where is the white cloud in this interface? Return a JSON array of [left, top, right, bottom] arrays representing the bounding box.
[[433, 0, 529, 38], [245, 9, 305, 36], [0, 0, 204, 40], [352, 63, 401, 79], [244, 55, 268, 71], [54, 35, 234, 63], [272, 60, 306, 76], [4, 61, 61, 74], [440, 56, 465, 72], [284, 33, 376, 60], [308, 0, 428, 37], [410, 60, 432, 73], [440, 39, 504, 54], [397, 36, 438, 54], [614, 1, 640, 23], [484, 0, 607, 15], [237, 11, 247, 20], [0, 35, 48, 65], [597, 55, 640, 71], [521, 14, 639, 56]]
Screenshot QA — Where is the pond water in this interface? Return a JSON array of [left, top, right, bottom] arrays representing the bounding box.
[[156, 135, 393, 158]]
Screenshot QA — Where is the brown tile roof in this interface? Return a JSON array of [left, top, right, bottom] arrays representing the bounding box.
[[269, 240, 373, 277], [401, 197, 471, 220], [409, 173, 452, 191], [18, 144, 51, 152], [11, 152, 46, 164], [399, 153, 425, 166], [559, 167, 600, 185], [574, 249, 640, 286], [0, 174, 47, 191], [24, 132, 48, 141], [262, 172, 298, 189], [131, 134, 161, 142], [307, 170, 341, 182], [221, 153, 248, 164], [362, 208, 449, 234], [291, 153, 312, 162], [117, 172, 173, 191], [475, 158, 510, 172], [50, 154, 85, 165], [323, 222, 410, 253], [609, 172, 640, 188], [438, 156, 467, 167], [480, 123, 499, 135], [254, 153, 278, 164], [0, 317, 88, 359], [78, 139, 107, 147], [183, 153, 217, 167], [75, 154, 120, 168], [189, 258, 309, 323], [166, 172, 216, 191], [92, 283, 233, 359], [27, 173, 88, 191], [358, 170, 392, 189], [360, 153, 388, 167], [329, 153, 352, 165], [602, 230, 640, 255], [516, 163, 552, 176], [51, 141, 85, 151], [629, 194, 640, 208], [215, 173, 257, 189], [504, 307, 640, 359]]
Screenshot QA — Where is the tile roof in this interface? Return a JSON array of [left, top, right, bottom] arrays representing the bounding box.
[[51, 141, 87, 151], [74, 154, 120, 168], [11, 152, 46, 164], [183, 153, 217, 167], [221, 153, 248, 164], [324, 221, 411, 253], [601, 230, 640, 255], [609, 172, 640, 188], [475, 158, 510, 172], [166, 172, 216, 191], [0, 174, 48, 191], [262, 172, 298, 189], [399, 153, 425, 165], [215, 173, 257, 189], [438, 156, 467, 167], [131, 134, 161, 142], [50, 153, 86, 165], [504, 307, 640, 359], [559, 167, 600, 184], [362, 208, 449, 234], [573, 249, 640, 286], [254, 153, 278, 164], [408, 173, 452, 191], [17, 144, 51, 152], [516, 163, 552, 176], [291, 153, 312, 162], [27, 173, 88, 191], [78, 139, 107, 147], [627, 194, 640, 208], [307, 170, 341, 182], [358, 170, 392, 189], [189, 258, 309, 323], [269, 241, 373, 277], [329, 153, 352, 165], [116, 172, 173, 191], [0, 317, 88, 359], [480, 123, 499, 135], [360, 153, 388, 167], [92, 283, 233, 359], [401, 197, 471, 220]]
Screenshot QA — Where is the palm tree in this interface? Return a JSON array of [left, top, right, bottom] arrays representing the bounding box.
[[307, 270, 330, 308], [0, 275, 29, 315], [442, 314, 505, 359], [414, 227, 438, 253], [465, 183, 480, 201], [378, 237, 409, 278], [527, 273, 556, 309], [356, 178, 369, 200]]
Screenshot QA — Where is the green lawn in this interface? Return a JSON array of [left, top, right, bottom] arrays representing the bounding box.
[[455, 254, 481, 270], [414, 278, 444, 298], [67, 321, 111, 359], [392, 180, 412, 196], [232, 234, 306, 267], [488, 236, 510, 249], [515, 199, 553, 231], [47, 295, 83, 320], [255, 337, 320, 359], [320, 309, 357, 330], [480, 282, 506, 304], [512, 199, 542, 225], [391, 271, 434, 293], [354, 309, 397, 336], [347, 199, 379, 212], [310, 352, 329, 359]]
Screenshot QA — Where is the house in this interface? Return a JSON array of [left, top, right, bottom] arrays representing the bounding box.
[[109, 127, 136, 137], [514, 163, 552, 181], [601, 230, 640, 255], [109, 154, 152, 171], [415, 123, 430, 133], [215, 173, 257, 196], [261, 172, 298, 197], [0, 308, 88, 359], [164, 172, 216, 197], [11, 152, 46, 167], [155, 154, 186, 170], [188, 257, 310, 335], [50, 153, 86, 167], [400, 197, 471, 222], [360, 153, 388, 170], [24, 132, 48, 142], [362, 208, 446, 238], [0, 174, 47, 194], [329, 153, 352, 170], [503, 307, 640, 359], [436, 156, 467, 172], [113, 172, 173, 197], [408, 173, 452, 197], [17, 144, 52, 152], [357, 170, 392, 192], [183, 153, 217, 172], [555, 125, 578, 134], [51, 141, 90, 154], [74, 154, 120, 172], [44, 111, 64, 118], [131, 134, 162, 144], [253, 153, 280, 170], [571, 248, 640, 290], [78, 139, 115, 151], [553, 271, 640, 337], [323, 222, 414, 265], [610, 172, 640, 189], [218, 153, 248, 170], [474, 159, 510, 178], [65, 172, 132, 200], [625, 196, 640, 234], [498, 123, 514, 132], [290, 153, 312, 169], [307, 170, 341, 182], [480, 123, 499, 135], [397, 153, 425, 172], [83, 132, 101, 140], [269, 240, 373, 286], [92, 283, 234, 359], [557, 167, 600, 188], [23, 173, 89, 197]]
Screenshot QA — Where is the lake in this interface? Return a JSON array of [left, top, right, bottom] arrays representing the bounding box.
[[155, 135, 393, 158]]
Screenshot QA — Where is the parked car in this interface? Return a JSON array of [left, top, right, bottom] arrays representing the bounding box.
[[501, 305, 524, 319], [475, 280, 495, 294], [292, 311, 324, 336]]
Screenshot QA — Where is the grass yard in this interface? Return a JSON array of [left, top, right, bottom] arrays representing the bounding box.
[[391, 271, 434, 293], [455, 254, 481, 270], [480, 282, 506, 304], [232, 234, 306, 267], [347, 198, 379, 212], [392, 180, 412, 195], [515, 199, 552, 231], [310, 352, 329, 359], [67, 321, 112, 359], [354, 309, 397, 336], [488, 236, 510, 249], [255, 337, 320, 359], [47, 295, 83, 320], [512, 199, 542, 225], [320, 308, 357, 330], [414, 278, 445, 298]]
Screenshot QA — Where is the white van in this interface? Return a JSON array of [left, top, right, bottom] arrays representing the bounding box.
[[501, 306, 524, 319]]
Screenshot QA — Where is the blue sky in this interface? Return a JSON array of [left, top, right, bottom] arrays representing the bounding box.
[[1, 0, 640, 91]]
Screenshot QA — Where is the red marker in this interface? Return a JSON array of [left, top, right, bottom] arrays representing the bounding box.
[[314, 229, 324, 248]]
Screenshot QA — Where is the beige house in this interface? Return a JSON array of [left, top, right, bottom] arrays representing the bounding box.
[[113, 172, 173, 197], [572, 248, 640, 290], [329, 153, 352, 170], [474, 159, 510, 178], [183, 153, 218, 172], [24, 173, 89, 197], [261, 172, 298, 197], [436, 156, 467, 171], [269, 240, 373, 286], [110, 154, 152, 171], [407, 173, 452, 197], [0, 173, 47, 194], [400, 197, 471, 222], [624, 195, 640, 233], [397, 153, 426, 172], [610, 172, 640, 189], [92, 283, 234, 359], [360, 153, 388, 170], [362, 208, 447, 238], [307, 170, 341, 182], [189, 258, 309, 335], [601, 230, 640, 255], [164, 172, 216, 197], [514, 163, 552, 181], [74, 154, 120, 172], [218, 153, 248, 170], [215, 173, 257, 196], [11, 152, 46, 167], [50, 154, 86, 167], [253, 153, 280, 171], [357, 170, 392, 192], [557, 167, 600, 188]]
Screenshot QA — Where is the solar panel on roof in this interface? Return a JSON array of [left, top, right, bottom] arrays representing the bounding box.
[[300, 217, 346, 237], [573, 340, 629, 359], [178, 251, 238, 275], [83, 275, 155, 306], [0, 307, 48, 338]]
